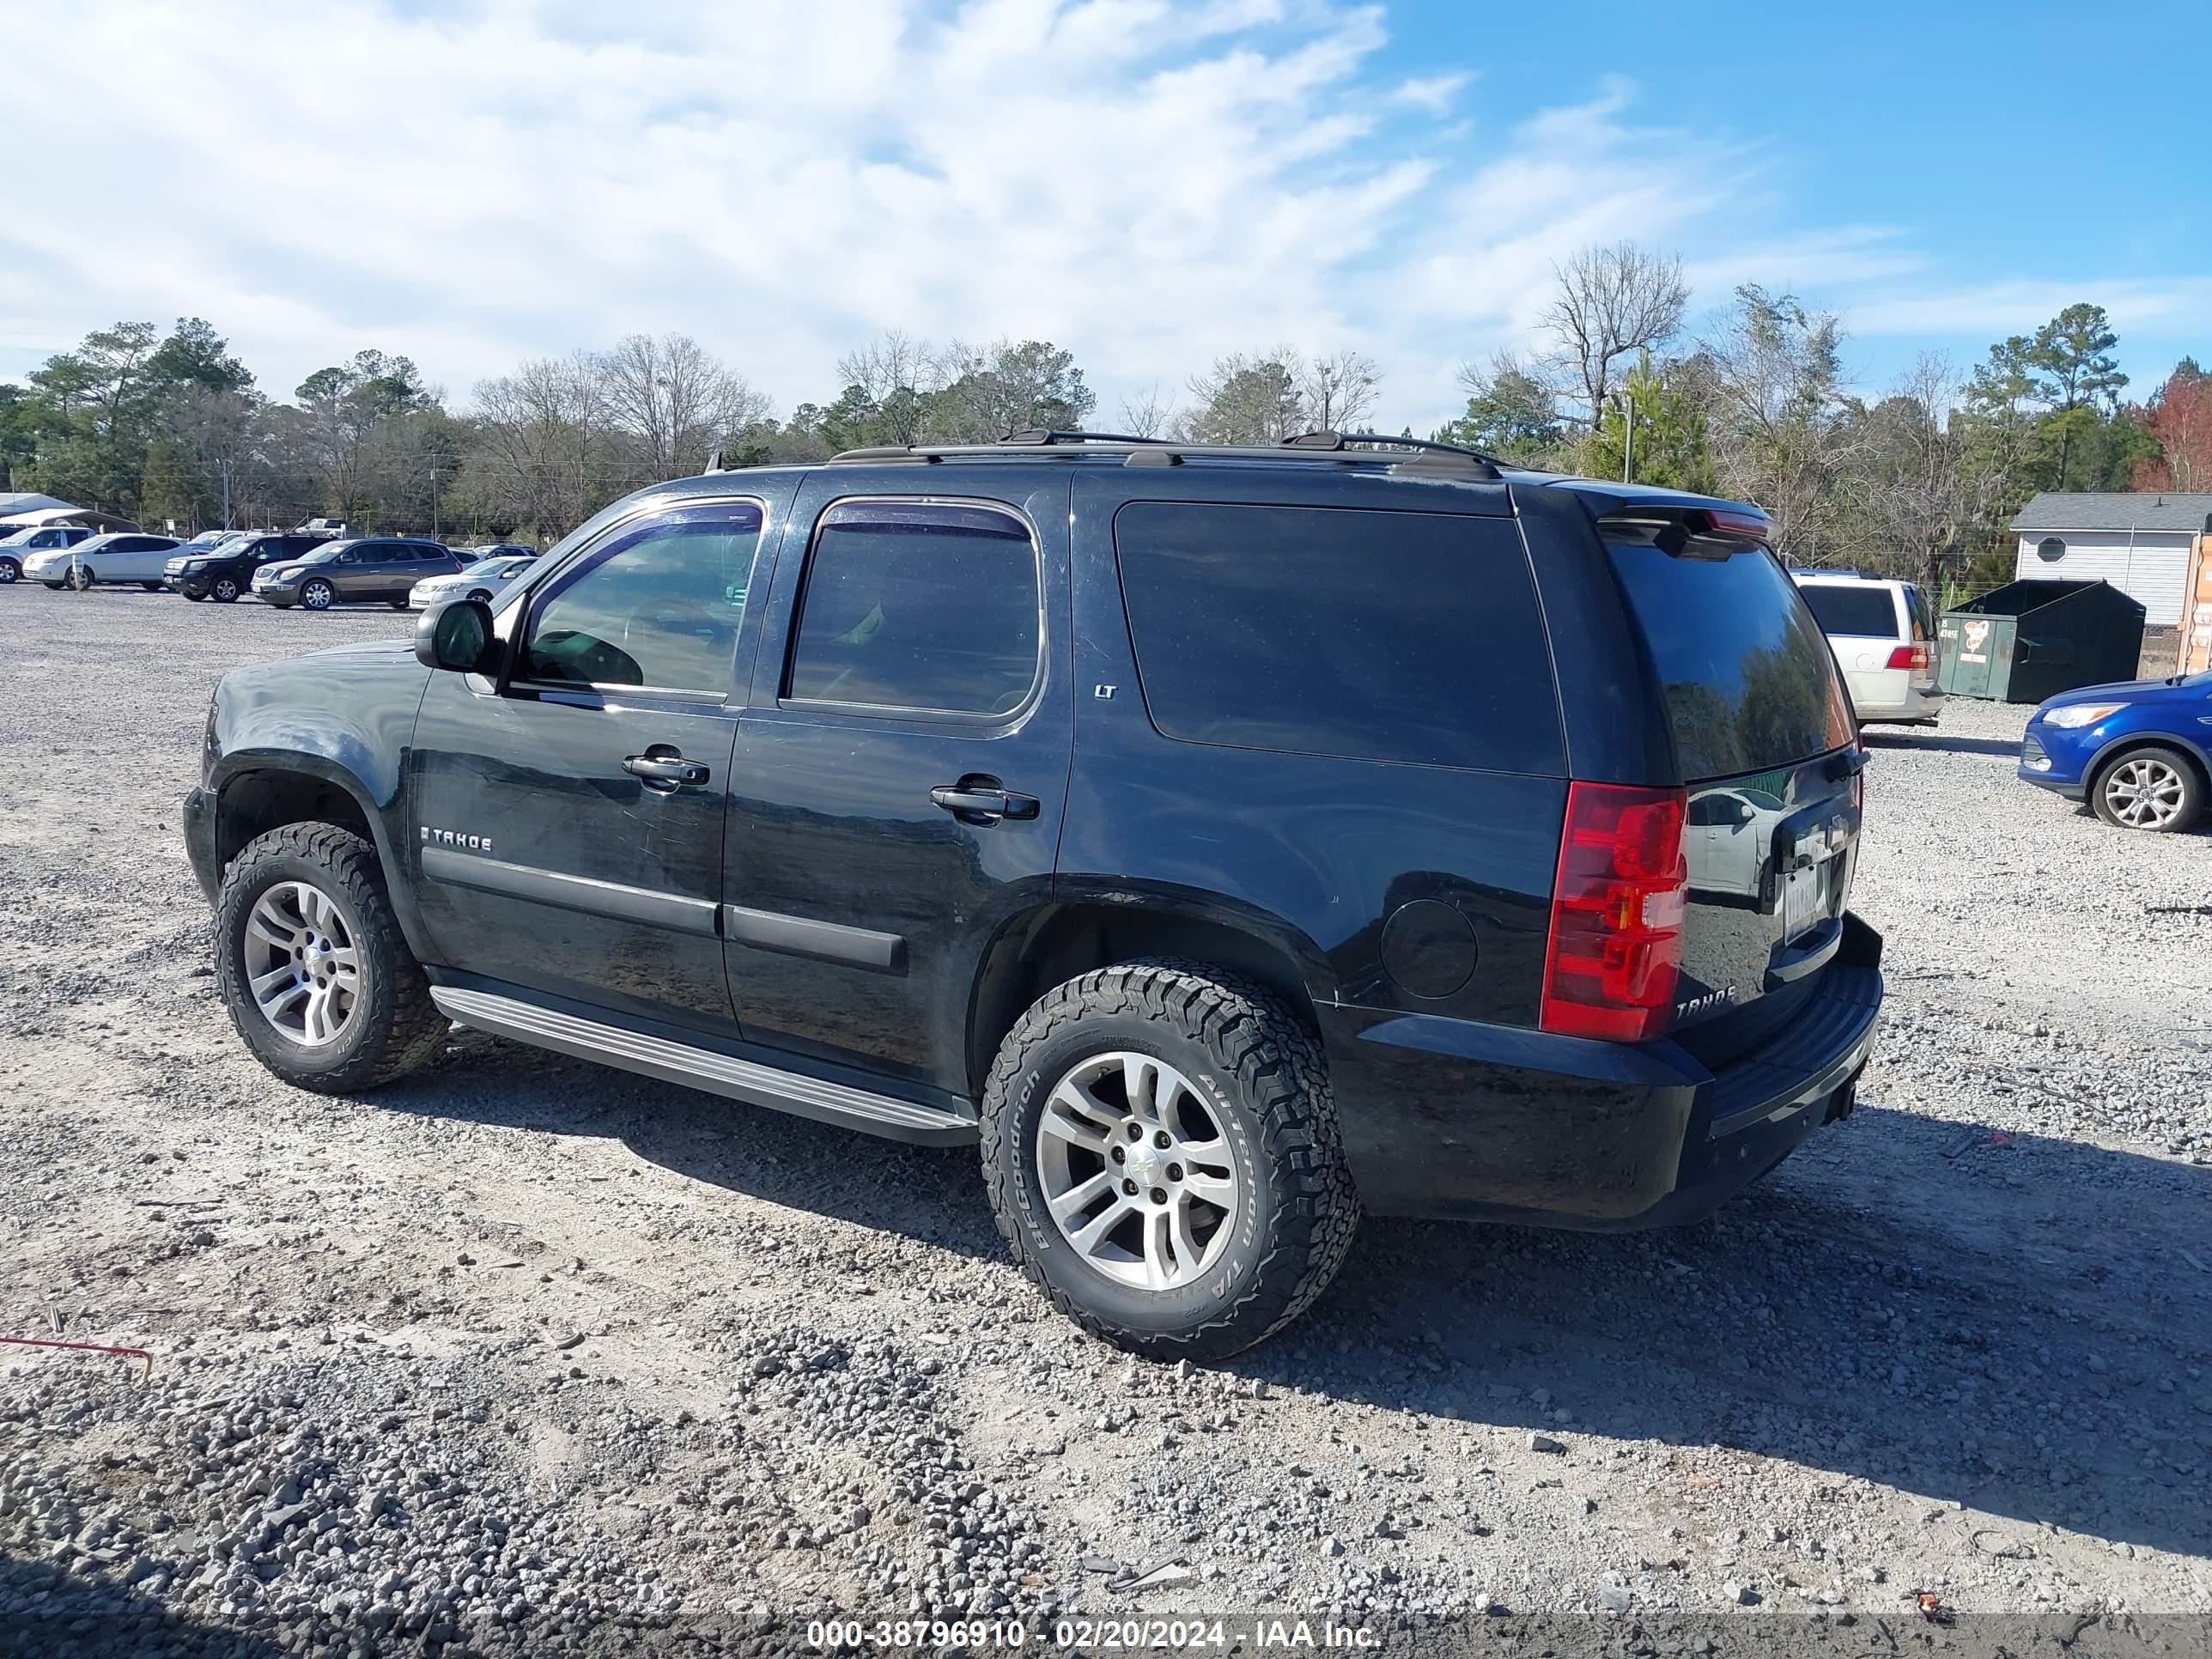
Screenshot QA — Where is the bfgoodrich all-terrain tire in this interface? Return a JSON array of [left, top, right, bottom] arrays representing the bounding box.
[[215, 823, 448, 1093], [981, 958, 1359, 1360]]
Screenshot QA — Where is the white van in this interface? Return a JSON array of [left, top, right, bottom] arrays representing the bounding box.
[[1792, 573, 1944, 726]]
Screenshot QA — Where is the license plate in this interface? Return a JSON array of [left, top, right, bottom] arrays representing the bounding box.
[[1782, 864, 1830, 941]]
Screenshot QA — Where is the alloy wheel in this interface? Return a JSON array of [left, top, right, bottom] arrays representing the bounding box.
[[214, 577, 239, 602], [0, 558, 17, 585], [2104, 757, 2186, 829], [1033, 1050, 1240, 1291], [302, 580, 334, 611], [242, 880, 362, 1047]]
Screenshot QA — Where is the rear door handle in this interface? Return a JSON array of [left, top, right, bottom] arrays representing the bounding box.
[[931, 781, 1039, 823], [623, 752, 711, 789]]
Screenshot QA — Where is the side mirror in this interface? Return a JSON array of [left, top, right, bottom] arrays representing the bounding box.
[[415, 599, 500, 674]]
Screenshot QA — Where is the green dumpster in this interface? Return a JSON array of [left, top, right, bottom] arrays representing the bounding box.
[[1938, 579, 2146, 703]]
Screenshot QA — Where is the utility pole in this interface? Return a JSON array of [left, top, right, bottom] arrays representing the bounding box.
[[217, 459, 234, 529], [429, 463, 442, 539], [1620, 388, 1636, 484]]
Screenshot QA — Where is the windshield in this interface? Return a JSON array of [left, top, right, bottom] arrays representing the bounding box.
[[297, 541, 350, 564], [1609, 538, 1855, 781], [0, 527, 43, 546]]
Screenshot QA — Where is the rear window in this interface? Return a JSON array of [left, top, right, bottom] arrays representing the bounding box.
[[1609, 540, 1852, 781], [1796, 582, 1901, 639], [1114, 502, 1564, 775]]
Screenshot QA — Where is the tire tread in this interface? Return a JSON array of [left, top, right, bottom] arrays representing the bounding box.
[[980, 957, 1359, 1360], [215, 823, 447, 1092]]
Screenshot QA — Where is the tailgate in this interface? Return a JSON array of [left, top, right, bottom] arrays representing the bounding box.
[[1673, 749, 1863, 1065], [1600, 523, 1863, 1068]]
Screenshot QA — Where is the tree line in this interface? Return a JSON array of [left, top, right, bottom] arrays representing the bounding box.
[[2, 247, 2203, 590]]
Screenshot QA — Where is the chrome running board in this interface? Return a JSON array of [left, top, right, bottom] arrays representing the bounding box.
[[429, 986, 975, 1146]]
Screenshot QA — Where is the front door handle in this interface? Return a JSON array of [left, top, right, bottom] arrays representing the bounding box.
[[931, 780, 1040, 823], [623, 750, 711, 790]]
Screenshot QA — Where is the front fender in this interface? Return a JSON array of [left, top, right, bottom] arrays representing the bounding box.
[[2084, 726, 2212, 786], [204, 647, 435, 953]]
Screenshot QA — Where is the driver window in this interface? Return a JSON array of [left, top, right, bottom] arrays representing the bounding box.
[[520, 501, 763, 694]]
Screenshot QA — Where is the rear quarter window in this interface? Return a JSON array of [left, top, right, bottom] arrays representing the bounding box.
[[1113, 502, 1564, 775], [1797, 583, 1902, 639]]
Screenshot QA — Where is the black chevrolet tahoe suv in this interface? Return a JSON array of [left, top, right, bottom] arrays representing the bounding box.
[[184, 433, 1881, 1358]]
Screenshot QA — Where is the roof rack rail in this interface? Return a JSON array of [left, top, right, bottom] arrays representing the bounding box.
[[823, 434, 1508, 483], [999, 429, 1172, 447], [1279, 430, 1504, 479]]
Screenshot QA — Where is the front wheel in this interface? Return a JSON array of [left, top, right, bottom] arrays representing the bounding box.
[[66, 564, 94, 591], [981, 959, 1359, 1360], [466, 589, 492, 604], [301, 579, 335, 611], [213, 576, 240, 602], [214, 823, 449, 1091], [2094, 746, 2203, 832]]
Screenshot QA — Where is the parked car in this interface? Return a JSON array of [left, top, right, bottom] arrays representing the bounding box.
[[169, 532, 334, 603], [2019, 672, 2212, 832], [251, 538, 464, 610], [1792, 572, 1943, 727], [409, 553, 536, 610], [0, 523, 95, 585], [23, 532, 183, 590], [183, 434, 1878, 1358], [453, 542, 535, 567]]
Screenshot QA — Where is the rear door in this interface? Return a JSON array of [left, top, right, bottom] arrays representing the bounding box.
[[720, 477, 1073, 1096], [1607, 535, 1861, 1063]]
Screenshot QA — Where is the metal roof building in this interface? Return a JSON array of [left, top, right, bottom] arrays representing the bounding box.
[[2009, 492, 2212, 626]]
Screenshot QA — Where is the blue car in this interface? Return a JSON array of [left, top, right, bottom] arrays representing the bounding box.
[[2020, 672, 2212, 832]]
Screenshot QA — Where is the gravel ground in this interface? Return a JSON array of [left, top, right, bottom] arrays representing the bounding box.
[[2, 590, 2209, 1657]]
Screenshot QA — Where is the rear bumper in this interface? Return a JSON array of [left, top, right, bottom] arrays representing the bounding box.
[[1848, 667, 1944, 723], [1324, 914, 1883, 1227]]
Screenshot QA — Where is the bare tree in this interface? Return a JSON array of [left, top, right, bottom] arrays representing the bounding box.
[[600, 333, 772, 484], [1296, 349, 1382, 433], [1178, 349, 1304, 445], [835, 331, 941, 446], [1116, 384, 1176, 439], [1698, 285, 1862, 565], [1847, 354, 1965, 588], [459, 352, 612, 538], [1541, 242, 1690, 427]]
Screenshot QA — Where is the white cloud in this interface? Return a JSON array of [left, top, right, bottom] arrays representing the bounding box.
[[0, 0, 2196, 434]]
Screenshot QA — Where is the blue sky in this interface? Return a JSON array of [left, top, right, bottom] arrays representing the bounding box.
[[3, 0, 2205, 431]]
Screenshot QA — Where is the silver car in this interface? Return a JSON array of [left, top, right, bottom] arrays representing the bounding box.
[[408, 553, 536, 610], [23, 532, 183, 590]]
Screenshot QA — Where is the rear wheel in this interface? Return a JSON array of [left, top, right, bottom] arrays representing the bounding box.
[[2093, 746, 2203, 832], [301, 579, 335, 611], [42, 581, 64, 591], [212, 576, 240, 603], [0, 557, 19, 585], [215, 823, 448, 1091], [981, 958, 1359, 1360]]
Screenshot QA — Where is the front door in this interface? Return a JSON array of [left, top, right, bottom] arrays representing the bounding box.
[[407, 497, 772, 1034], [723, 480, 1073, 1095]]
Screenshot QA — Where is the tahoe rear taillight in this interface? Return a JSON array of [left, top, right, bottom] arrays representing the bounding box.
[[1885, 642, 1930, 671], [1540, 782, 1688, 1043]]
